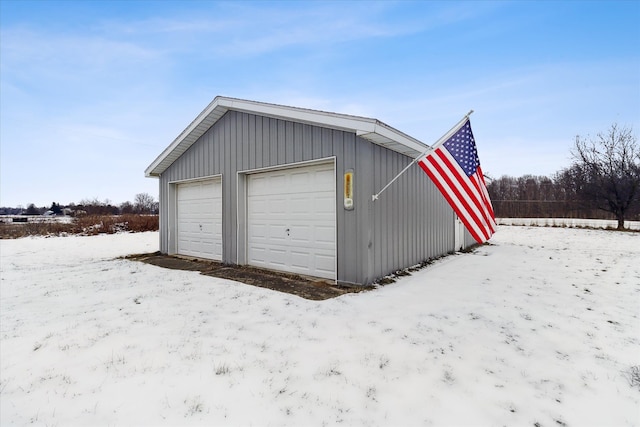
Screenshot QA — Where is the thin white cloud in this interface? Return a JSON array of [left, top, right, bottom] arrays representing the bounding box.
[[2, 27, 159, 68], [91, 1, 491, 58]]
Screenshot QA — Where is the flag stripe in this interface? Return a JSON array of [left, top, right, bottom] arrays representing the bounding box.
[[418, 159, 486, 243], [430, 148, 493, 239], [432, 149, 494, 236], [419, 150, 490, 242], [476, 166, 496, 224], [473, 175, 496, 231], [468, 171, 496, 232]]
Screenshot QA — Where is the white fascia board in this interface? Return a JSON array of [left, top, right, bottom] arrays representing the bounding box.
[[218, 97, 379, 134], [371, 122, 430, 156]]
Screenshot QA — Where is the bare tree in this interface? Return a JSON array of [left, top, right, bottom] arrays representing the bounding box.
[[134, 193, 157, 214], [569, 124, 639, 229], [120, 201, 134, 214]]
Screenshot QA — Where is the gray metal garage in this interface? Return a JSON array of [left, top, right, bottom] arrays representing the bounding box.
[[145, 96, 475, 286]]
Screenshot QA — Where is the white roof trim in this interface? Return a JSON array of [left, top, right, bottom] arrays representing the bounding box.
[[145, 96, 429, 177]]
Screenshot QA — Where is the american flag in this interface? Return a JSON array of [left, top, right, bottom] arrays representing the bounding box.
[[418, 119, 496, 244]]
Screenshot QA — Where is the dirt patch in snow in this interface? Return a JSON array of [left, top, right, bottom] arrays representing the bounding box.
[[125, 252, 371, 300]]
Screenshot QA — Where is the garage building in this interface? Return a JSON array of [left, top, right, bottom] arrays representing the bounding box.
[[145, 96, 475, 286]]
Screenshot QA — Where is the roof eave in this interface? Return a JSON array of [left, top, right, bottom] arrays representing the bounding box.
[[145, 97, 229, 177], [145, 96, 429, 177]]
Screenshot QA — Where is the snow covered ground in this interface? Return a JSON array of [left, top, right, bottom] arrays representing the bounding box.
[[1, 228, 639, 426]]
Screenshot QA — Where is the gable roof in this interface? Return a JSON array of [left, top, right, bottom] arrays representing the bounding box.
[[145, 96, 430, 177]]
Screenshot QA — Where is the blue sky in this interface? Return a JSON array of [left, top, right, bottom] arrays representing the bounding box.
[[1, 0, 638, 208]]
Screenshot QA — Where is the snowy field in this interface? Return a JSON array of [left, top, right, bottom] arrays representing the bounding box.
[[1, 227, 639, 426]]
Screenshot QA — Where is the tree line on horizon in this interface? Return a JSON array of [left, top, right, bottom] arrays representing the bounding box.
[[487, 123, 639, 229], [487, 174, 640, 220], [0, 193, 158, 216]]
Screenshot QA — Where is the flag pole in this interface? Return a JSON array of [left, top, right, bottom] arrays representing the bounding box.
[[371, 110, 474, 202]]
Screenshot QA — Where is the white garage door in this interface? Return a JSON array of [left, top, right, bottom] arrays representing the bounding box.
[[177, 178, 222, 260], [247, 163, 336, 279]]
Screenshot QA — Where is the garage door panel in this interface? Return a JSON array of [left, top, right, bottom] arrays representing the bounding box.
[[290, 251, 311, 269], [249, 223, 268, 239], [315, 169, 334, 184], [249, 200, 268, 217], [201, 223, 215, 234], [177, 179, 222, 260], [268, 198, 287, 214], [314, 226, 336, 244], [314, 193, 334, 208], [249, 246, 267, 263], [290, 197, 311, 213], [247, 163, 336, 280], [267, 225, 288, 242], [315, 254, 335, 275], [265, 248, 287, 266], [289, 225, 311, 242], [256, 174, 286, 195]]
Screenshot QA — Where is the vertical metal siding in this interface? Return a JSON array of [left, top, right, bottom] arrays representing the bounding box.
[[159, 110, 457, 285], [338, 129, 358, 284], [363, 141, 455, 282], [294, 123, 303, 163], [463, 227, 477, 248], [354, 136, 374, 284]]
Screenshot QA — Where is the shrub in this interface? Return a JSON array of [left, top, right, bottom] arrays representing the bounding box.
[[121, 214, 159, 232], [74, 215, 158, 235]]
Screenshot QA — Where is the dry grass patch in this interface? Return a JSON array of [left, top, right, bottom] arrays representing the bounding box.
[[0, 215, 158, 239]]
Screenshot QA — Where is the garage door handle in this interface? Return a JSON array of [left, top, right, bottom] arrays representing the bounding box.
[[286, 228, 290, 236]]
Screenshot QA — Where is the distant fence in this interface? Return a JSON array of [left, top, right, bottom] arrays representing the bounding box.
[[497, 218, 640, 231], [491, 200, 640, 221]]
